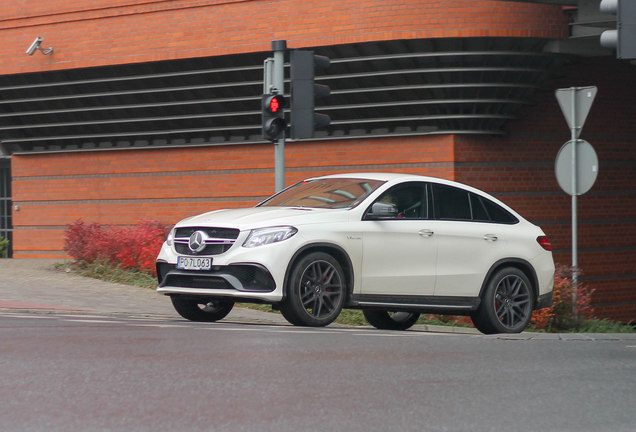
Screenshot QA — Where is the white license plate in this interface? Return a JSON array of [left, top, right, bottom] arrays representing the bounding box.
[[177, 256, 212, 271]]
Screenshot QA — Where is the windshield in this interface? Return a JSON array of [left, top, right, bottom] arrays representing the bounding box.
[[259, 178, 386, 209]]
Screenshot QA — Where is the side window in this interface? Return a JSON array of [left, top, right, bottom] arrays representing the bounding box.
[[432, 184, 471, 220], [432, 183, 519, 224], [481, 197, 518, 224], [368, 182, 428, 219], [470, 193, 490, 222]]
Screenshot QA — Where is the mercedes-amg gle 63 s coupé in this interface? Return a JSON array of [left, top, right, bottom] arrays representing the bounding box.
[[156, 173, 554, 334]]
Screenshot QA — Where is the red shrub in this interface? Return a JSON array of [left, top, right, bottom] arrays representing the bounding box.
[[64, 219, 170, 276], [64, 220, 107, 263], [531, 265, 595, 331]]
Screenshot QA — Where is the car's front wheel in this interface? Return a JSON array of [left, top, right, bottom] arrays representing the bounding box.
[[471, 267, 534, 334], [171, 296, 234, 322], [280, 252, 346, 327], [362, 310, 420, 330]]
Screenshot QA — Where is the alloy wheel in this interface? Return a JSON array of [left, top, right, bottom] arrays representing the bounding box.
[[299, 259, 344, 319], [494, 274, 531, 330]]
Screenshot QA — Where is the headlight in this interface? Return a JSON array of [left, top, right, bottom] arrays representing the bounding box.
[[165, 228, 175, 247], [243, 226, 298, 248]]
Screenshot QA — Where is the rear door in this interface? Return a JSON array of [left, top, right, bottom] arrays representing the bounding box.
[[430, 183, 511, 297]]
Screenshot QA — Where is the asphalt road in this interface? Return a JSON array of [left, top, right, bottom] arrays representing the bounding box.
[[1, 311, 635, 432]]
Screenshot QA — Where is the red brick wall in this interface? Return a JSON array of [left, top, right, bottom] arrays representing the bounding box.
[[10, 134, 455, 258], [454, 57, 636, 322], [1, 0, 568, 75]]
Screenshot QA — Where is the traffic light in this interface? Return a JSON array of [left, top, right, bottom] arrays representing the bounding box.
[[600, 0, 636, 59], [290, 50, 330, 140], [262, 93, 286, 141]]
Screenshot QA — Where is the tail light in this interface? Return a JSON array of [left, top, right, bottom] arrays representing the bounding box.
[[537, 236, 552, 251]]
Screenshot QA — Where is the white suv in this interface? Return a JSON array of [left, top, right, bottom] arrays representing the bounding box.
[[156, 173, 554, 334]]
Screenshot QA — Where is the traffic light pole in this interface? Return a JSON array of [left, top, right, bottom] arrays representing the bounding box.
[[272, 40, 287, 192]]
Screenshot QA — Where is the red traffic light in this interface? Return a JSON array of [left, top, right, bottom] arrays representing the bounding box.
[[270, 97, 280, 113], [263, 94, 285, 114], [262, 93, 286, 141]]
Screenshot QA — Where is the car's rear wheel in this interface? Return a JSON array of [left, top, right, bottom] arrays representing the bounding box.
[[362, 310, 420, 330], [471, 267, 533, 334], [171, 296, 234, 322], [280, 252, 346, 327]]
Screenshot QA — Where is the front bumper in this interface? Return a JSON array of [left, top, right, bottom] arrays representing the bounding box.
[[157, 262, 276, 293], [155, 230, 295, 302]]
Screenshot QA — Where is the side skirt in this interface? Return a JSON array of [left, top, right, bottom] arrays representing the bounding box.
[[349, 294, 480, 315]]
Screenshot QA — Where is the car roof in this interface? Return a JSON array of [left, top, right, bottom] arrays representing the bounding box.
[[305, 172, 522, 218], [309, 172, 469, 189], [310, 172, 432, 182]]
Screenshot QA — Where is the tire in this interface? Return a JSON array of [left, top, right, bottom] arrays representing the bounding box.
[[280, 252, 346, 327], [362, 310, 420, 330], [471, 267, 534, 334], [171, 296, 234, 322]]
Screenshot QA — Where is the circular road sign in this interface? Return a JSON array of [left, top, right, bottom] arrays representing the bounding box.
[[555, 139, 599, 196]]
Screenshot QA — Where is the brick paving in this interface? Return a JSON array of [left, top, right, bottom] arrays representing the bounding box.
[[0, 258, 288, 325]]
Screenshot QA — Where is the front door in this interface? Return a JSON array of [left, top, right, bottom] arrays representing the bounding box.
[[360, 182, 436, 296]]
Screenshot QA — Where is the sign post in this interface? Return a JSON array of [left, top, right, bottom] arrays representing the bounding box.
[[554, 86, 598, 319]]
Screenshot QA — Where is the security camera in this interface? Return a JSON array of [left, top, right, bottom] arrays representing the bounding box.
[[26, 37, 43, 55], [25, 36, 53, 55]]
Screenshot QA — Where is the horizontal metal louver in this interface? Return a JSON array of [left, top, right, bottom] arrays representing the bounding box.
[[0, 38, 563, 154]]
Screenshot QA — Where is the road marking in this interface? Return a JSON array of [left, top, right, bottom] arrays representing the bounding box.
[[348, 332, 424, 337], [56, 314, 107, 319], [0, 313, 467, 336], [0, 312, 173, 325], [131, 324, 189, 328], [270, 329, 336, 335], [63, 319, 129, 324], [194, 324, 439, 338], [199, 326, 329, 335], [1, 314, 51, 319]]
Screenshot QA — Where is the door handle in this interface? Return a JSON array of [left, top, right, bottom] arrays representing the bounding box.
[[483, 234, 498, 242], [418, 229, 434, 237]]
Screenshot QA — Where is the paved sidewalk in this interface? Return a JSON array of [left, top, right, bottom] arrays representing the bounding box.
[[0, 258, 289, 325]]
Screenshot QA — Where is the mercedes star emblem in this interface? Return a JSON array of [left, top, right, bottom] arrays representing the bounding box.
[[188, 230, 207, 253]]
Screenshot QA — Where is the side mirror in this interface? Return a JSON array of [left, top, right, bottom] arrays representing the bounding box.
[[365, 202, 398, 220]]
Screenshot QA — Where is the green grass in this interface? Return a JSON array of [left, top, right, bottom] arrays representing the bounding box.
[[236, 303, 474, 327], [235, 303, 477, 327], [574, 318, 635, 333], [235, 303, 370, 326], [57, 260, 157, 289]]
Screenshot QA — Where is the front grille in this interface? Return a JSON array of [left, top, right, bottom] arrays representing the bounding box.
[[164, 274, 234, 290], [175, 243, 230, 255], [174, 226, 240, 256]]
